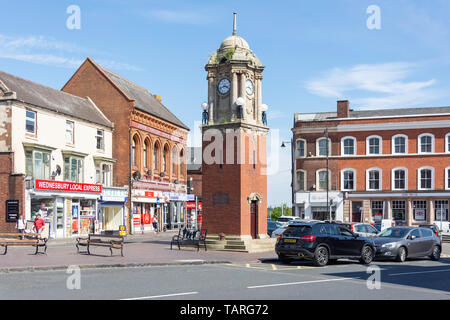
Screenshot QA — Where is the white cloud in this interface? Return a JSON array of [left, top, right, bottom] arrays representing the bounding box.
[[0, 34, 141, 71], [305, 62, 441, 109]]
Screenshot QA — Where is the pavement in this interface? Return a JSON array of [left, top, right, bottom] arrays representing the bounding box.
[[0, 230, 277, 273]]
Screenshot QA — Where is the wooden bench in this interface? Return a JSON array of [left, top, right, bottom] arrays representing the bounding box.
[[76, 234, 124, 257], [0, 233, 48, 255], [170, 228, 207, 251]]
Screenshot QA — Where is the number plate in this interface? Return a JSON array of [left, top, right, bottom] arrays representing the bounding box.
[[284, 239, 297, 244]]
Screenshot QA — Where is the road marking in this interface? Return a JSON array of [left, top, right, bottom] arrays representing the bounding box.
[[121, 291, 199, 300], [389, 268, 450, 276], [271, 264, 278, 270], [247, 277, 359, 289]]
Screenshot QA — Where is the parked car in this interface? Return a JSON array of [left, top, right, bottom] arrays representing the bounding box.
[[373, 227, 441, 262], [267, 221, 284, 237], [271, 219, 320, 239], [277, 216, 300, 223], [340, 222, 379, 239], [419, 223, 442, 238], [373, 223, 382, 232], [275, 221, 375, 267]]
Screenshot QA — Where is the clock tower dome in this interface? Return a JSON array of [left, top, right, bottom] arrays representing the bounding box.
[[202, 13, 272, 250]]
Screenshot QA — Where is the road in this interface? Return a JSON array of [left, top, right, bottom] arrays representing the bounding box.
[[1, 257, 449, 300]]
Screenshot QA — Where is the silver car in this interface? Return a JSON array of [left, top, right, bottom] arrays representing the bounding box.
[[373, 227, 441, 262]]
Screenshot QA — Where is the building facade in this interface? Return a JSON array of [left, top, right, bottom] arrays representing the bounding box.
[[62, 58, 189, 233], [0, 70, 126, 237], [293, 100, 450, 233]]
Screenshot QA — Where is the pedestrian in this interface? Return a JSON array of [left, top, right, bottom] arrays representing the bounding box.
[[33, 214, 46, 236], [153, 215, 158, 233], [16, 214, 26, 239]]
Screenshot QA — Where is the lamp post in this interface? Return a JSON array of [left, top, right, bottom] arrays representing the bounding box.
[[281, 139, 295, 216], [261, 104, 268, 125], [323, 128, 330, 221], [235, 97, 245, 119], [201, 102, 208, 124]]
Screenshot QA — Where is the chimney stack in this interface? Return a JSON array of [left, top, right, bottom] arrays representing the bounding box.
[[337, 100, 350, 118]]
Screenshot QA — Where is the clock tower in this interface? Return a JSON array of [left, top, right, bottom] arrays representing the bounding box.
[[202, 13, 272, 251]]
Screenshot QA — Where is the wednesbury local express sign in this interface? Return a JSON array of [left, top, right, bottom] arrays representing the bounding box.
[[35, 180, 102, 194]]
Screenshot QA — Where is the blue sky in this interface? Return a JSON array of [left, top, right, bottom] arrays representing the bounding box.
[[2, 0, 450, 206]]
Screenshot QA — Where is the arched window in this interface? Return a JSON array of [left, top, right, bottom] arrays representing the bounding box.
[[392, 167, 408, 191], [366, 168, 382, 191], [341, 169, 356, 191], [132, 135, 140, 167], [392, 134, 408, 154], [179, 149, 185, 177], [172, 147, 178, 177], [341, 137, 356, 156], [143, 139, 150, 168], [316, 137, 331, 157], [296, 170, 306, 191], [316, 169, 331, 191], [418, 167, 434, 190], [153, 141, 160, 171], [418, 133, 434, 154], [366, 135, 382, 155], [163, 144, 169, 173], [132, 138, 136, 166], [296, 139, 306, 158]]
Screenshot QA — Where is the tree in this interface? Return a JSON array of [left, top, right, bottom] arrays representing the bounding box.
[[269, 203, 292, 221]]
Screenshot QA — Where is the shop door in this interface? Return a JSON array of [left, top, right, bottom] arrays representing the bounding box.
[[352, 202, 363, 223], [250, 201, 258, 239]]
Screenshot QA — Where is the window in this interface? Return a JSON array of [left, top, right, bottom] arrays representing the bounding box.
[[422, 228, 433, 237], [163, 146, 168, 173], [446, 167, 450, 190], [410, 229, 421, 239], [341, 137, 356, 156], [317, 138, 330, 157], [95, 163, 112, 186], [366, 136, 382, 155], [418, 167, 434, 190], [179, 149, 185, 177], [172, 147, 178, 175], [296, 139, 306, 158], [392, 168, 407, 190], [418, 134, 434, 154], [96, 130, 104, 150], [153, 143, 159, 171], [413, 200, 427, 222], [392, 201, 406, 222], [341, 169, 355, 191], [143, 143, 147, 168], [446, 133, 450, 153], [392, 135, 408, 154], [25, 149, 51, 179], [367, 168, 381, 190], [64, 156, 83, 182], [435, 200, 449, 221], [25, 110, 36, 135], [317, 169, 330, 191], [371, 201, 384, 222], [66, 120, 74, 144], [296, 170, 306, 191], [132, 138, 136, 166]]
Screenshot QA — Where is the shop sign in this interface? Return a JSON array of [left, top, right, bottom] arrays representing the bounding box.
[[35, 180, 102, 194], [163, 192, 188, 201], [186, 202, 203, 210], [119, 225, 126, 236], [6, 200, 19, 222]]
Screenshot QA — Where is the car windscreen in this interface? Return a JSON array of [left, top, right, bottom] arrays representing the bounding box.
[[377, 228, 410, 238], [283, 225, 312, 237], [277, 218, 292, 222]]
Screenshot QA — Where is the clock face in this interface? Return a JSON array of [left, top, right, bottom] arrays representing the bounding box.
[[246, 79, 254, 95], [218, 78, 231, 95]]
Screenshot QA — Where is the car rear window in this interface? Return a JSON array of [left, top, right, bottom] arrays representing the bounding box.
[[283, 226, 312, 237], [421, 228, 433, 237]]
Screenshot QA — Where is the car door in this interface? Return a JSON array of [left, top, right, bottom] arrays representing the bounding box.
[[365, 224, 379, 239], [406, 229, 422, 257], [419, 228, 435, 255], [336, 226, 360, 256]]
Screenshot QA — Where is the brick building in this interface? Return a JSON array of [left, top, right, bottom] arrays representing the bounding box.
[[62, 58, 189, 233], [292, 100, 450, 232]]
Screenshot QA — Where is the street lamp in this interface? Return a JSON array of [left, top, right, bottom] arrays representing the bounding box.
[[261, 104, 268, 125], [236, 97, 245, 119], [281, 140, 295, 216], [201, 102, 208, 124]]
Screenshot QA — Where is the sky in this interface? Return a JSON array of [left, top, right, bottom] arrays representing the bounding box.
[[2, 0, 450, 207]]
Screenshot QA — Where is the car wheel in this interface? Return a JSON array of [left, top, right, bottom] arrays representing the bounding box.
[[313, 246, 329, 267], [430, 246, 441, 261], [359, 245, 374, 265], [395, 246, 407, 263]]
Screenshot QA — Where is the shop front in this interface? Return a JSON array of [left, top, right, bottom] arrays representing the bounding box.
[[27, 179, 102, 239], [186, 197, 202, 230], [164, 192, 187, 230], [131, 189, 166, 233], [99, 186, 128, 235], [295, 191, 344, 222]]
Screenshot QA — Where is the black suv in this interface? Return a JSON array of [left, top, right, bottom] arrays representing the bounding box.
[[275, 221, 375, 266]]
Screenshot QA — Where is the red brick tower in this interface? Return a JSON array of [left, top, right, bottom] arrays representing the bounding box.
[[202, 14, 270, 247]]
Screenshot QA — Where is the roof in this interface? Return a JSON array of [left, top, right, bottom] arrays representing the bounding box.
[[87, 58, 189, 130], [297, 106, 450, 122], [0, 70, 112, 128]]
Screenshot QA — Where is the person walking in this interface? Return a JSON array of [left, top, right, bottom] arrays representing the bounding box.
[[153, 215, 159, 233], [33, 214, 46, 236], [16, 214, 26, 239]]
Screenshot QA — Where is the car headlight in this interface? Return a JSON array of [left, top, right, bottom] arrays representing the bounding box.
[[382, 243, 395, 249]]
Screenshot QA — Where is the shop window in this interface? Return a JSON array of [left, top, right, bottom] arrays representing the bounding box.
[[96, 129, 104, 151], [413, 200, 427, 222], [435, 200, 449, 221], [371, 201, 384, 222], [25, 149, 51, 180], [26, 110, 36, 135], [64, 156, 83, 182], [392, 200, 406, 222], [66, 120, 74, 145]]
